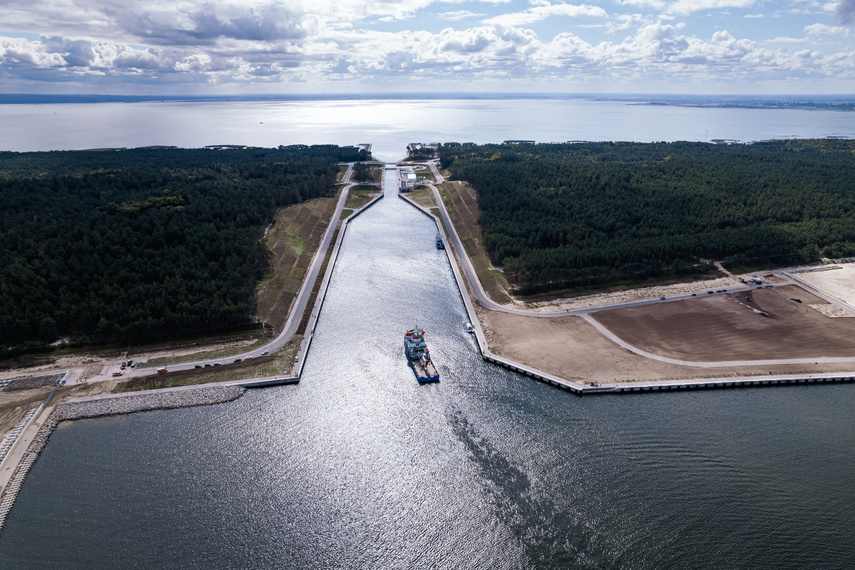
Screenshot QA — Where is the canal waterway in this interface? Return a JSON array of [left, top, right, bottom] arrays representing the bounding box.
[[1, 173, 854, 567]]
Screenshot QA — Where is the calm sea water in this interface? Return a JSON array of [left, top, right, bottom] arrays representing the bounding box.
[[1, 172, 854, 567], [2, 98, 854, 161]]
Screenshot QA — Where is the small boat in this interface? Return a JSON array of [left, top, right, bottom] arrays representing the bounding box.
[[435, 233, 445, 249], [465, 323, 474, 334]]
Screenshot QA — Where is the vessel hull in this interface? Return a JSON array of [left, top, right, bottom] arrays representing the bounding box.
[[405, 351, 440, 383]]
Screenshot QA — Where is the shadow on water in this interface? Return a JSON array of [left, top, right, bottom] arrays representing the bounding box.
[[446, 405, 603, 568], [1, 165, 855, 568]]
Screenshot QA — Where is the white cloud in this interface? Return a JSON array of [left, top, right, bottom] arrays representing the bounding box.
[[440, 11, 485, 21], [619, 0, 666, 8], [483, 3, 608, 27], [2, 0, 855, 90], [668, 0, 755, 16], [806, 22, 852, 38], [605, 13, 648, 33]]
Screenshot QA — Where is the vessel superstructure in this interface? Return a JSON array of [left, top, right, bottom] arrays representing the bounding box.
[[404, 326, 439, 383]]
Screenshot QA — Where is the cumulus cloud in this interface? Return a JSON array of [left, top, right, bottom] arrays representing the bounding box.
[[441, 11, 484, 21], [483, 3, 608, 26], [668, 0, 756, 16], [109, 3, 306, 46], [41, 36, 96, 67], [620, 0, 666, 8], [2, 0, 855, 90], [806, 22, 852, 38]]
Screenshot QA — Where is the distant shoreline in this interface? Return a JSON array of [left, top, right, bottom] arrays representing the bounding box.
[[2, 92, 854, 111]]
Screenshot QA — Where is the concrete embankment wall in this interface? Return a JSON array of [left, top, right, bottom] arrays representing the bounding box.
[[297, 192, 385, 375], [399, 191, 855, 397], [397, 193, 489, 355], [0, 190, 386, 535]]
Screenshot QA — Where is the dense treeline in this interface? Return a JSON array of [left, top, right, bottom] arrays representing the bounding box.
[[440, 140, 855, 292], [0, 145, 366, 355]]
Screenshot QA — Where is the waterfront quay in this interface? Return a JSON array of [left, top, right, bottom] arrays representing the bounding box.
[[399, 166, 855, 397]]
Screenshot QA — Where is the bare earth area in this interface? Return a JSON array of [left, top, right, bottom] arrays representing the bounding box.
[[0, 380, 121, 434], [527, 276, 743, 312], [792, 264, 855, 307], [591, 285, 855, 361], [477, 301, 855, 384]]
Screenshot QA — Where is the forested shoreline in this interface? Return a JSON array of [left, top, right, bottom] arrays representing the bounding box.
[[0, 145, 365, 357], [440, 140, 855, 293]]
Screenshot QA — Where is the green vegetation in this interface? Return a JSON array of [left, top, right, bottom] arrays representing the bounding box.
[[440, 140, 855, 293], [412, 165, 435, 182], [345, 187, 380, 209], [256, 190, 341, 334], [405, 187, 436, 209], [352, 161, 381, 183], [0, 145, 367, 357]]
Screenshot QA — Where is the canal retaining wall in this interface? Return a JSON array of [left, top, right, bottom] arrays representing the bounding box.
[[0, 187, 387, 536], [400, 186, 855, 396], [398, 192, 490, 353], [297, 191, 385, 376]]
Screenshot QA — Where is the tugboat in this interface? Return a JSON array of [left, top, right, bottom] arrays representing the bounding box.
[[435, 233, 445, 249], [404, 326, 439, 383]]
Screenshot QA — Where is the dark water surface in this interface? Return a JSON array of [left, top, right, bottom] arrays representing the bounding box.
[[1, 177, 854, 568]]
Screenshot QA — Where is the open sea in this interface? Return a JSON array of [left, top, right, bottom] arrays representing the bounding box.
[[1, 98, 854, 567], [2, 97, 855, 162]]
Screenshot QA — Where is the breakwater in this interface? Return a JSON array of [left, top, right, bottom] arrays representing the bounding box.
[[0, 384, 245, 533], [0, 409, 39, 467], [55, 385, 246, 421]]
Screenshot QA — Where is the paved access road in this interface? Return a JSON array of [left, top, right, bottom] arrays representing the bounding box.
[[423, 162, 855, 368], [83, 164, 360, 384]]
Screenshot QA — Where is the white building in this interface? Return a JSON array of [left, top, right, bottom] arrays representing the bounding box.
[[399, 168, 417, 192]]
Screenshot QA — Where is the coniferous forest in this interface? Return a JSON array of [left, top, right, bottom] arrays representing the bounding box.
[[440, 140, 855, 293], [0, 145, 365, 356]]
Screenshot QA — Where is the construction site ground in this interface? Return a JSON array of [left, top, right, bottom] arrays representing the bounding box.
[[477, 297, 855, 385], [592, 285, 855, 362], [793, 264, 855, 306], [435, 173, 855, 384]]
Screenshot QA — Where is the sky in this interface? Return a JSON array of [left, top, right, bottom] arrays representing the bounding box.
[[1, 0, 854, 95]]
